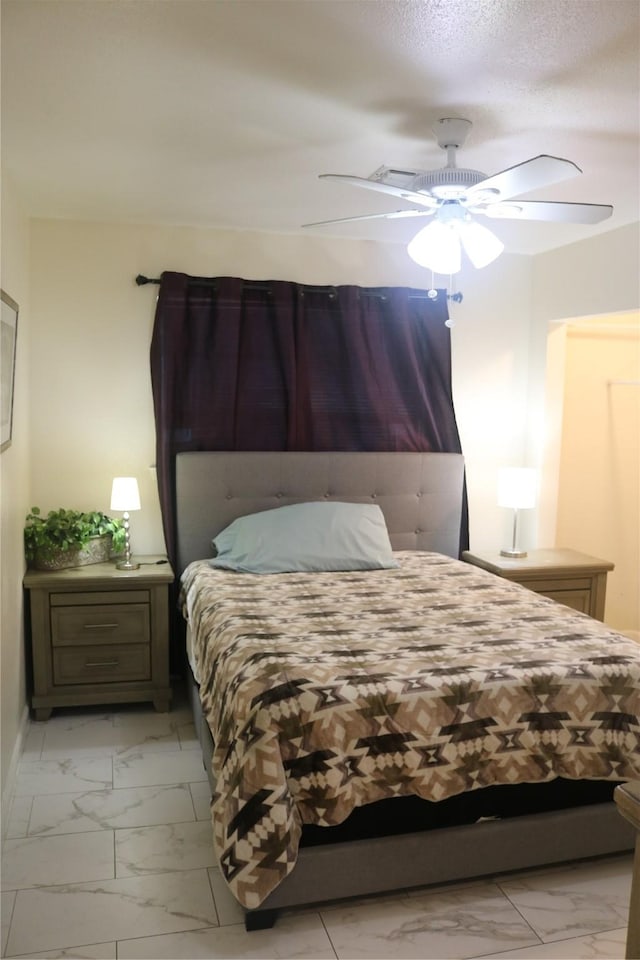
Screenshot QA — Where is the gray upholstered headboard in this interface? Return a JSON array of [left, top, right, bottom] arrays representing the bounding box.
[[175, 451, 464, 573]]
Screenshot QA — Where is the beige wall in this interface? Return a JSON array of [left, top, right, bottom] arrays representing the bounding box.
[[1, 174, 31, 811], [532, 224, 640, 324], [556, 318, 639, 635], [531, 223, 640, 549], [450, 257, 536, 552]]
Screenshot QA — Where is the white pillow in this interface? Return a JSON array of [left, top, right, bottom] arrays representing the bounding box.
[[210, 501, 398, 574]]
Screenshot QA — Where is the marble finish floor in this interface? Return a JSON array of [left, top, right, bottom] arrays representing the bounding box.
[[1, 690, 633, 959]]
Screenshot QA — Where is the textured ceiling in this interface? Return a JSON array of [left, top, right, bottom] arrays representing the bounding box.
[[2, 0, 639, 255]]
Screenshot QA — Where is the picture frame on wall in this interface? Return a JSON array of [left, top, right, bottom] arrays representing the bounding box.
[[1, 289, 19, 452]]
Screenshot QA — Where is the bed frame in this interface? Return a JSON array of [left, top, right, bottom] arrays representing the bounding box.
[[175, 451, 634, 930]]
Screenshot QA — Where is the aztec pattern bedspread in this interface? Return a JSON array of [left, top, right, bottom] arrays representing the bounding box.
[[180, 551, 640, 909]]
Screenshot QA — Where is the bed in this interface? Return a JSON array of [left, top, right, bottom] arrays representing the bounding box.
[[176, 450, 640, 930]]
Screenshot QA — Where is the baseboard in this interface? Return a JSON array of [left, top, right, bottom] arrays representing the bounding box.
[[1, 703, 30, 840]]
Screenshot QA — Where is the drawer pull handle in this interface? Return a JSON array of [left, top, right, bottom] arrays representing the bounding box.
[[83, 623, 119, 630], [85, 659, 119, 668]]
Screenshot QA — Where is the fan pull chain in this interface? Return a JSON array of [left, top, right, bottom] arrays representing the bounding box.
[[445, 274, 456, 328]]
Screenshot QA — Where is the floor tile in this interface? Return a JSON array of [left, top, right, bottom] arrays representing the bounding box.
[[189, 780, 212, 820], [475, 926, 627, 958], [5, 869, 217, 957], [111, 708, 179, 729], [320, 883, 540, 959], [3, 795, 33, 839], [117, 912, 336, 959], [112, 702, 192, 733], [116, 819, 216, 876], [9, 943, 117, 958], [14, 758, 112, 796], [498, 856, 633, 941], [38, 709, 115, 731], [176, 718, 200, 751], [207, 867, 245, 926], [2, 831, 115, 891], [28, 784, 196, 836], [113, 749, 207, 789], [20, 722, 46, 761], [1, 890, 16, 955], [39, 715, 120, 759], [40, 713, 188, 760], [110, 713, 181, 756]]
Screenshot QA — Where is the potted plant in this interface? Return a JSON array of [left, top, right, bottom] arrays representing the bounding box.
[[24, 507, 126, 571]]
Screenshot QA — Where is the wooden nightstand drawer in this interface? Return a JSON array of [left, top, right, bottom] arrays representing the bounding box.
[[537, 588, 591, 614], [520, 576, 593, 614], [51, 590, 150, 606], [51, 604, 150, 646], [53, 643, 151, 684], [521, 576, 592, 592]]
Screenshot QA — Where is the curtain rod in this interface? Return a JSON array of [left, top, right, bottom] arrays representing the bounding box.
[[135, 274, 463, 303]]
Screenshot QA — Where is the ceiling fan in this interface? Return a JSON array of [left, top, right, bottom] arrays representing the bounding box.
[[304, 118, 613, 274]]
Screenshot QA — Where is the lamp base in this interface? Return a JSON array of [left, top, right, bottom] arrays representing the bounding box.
[[115, 559, 140, 571], [500, 548, 527, 558]]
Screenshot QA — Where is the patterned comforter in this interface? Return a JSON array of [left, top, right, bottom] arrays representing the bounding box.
[[180, 551, 640, 909]]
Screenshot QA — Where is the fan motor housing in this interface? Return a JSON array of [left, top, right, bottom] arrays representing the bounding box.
[[413, 167, 487, 199]]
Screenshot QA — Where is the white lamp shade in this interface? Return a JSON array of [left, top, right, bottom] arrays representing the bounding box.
[[458, 220, 504, 269], [110, 477, 141, 512], [407, 220, 462, 274], [498, 468, 537, 509], [407, 215, 504, 275]]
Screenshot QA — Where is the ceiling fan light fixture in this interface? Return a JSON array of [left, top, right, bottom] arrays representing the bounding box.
[[457, 219, 505, 268], [407, 205, 503, 274], [407, 219, 462, 274]]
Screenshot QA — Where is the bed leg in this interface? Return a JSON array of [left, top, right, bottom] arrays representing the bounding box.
[[244, 908, 279, 931]]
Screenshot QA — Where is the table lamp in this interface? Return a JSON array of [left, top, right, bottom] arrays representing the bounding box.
[[110, 477, 141, 570], [498, 468, 537, 558]]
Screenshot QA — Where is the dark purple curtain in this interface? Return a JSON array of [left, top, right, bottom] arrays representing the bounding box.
[[150, 271, 467, 571]]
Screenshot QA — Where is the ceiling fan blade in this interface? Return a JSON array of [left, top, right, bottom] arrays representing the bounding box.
[[302, 209, 435, 228], [320, 174, 438, 209], [467, 155, 581, 202], [476, 199, 613, 224]]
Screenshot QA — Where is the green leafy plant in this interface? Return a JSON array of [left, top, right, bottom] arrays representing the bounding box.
[[24, 507, 126, 566]]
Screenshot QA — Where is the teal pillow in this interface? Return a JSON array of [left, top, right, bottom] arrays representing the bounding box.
[[210, 501, 398, 574]]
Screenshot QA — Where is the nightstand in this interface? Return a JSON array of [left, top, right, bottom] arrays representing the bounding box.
[[24, 557, 174, 720], [462, 548, 614, 621]]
